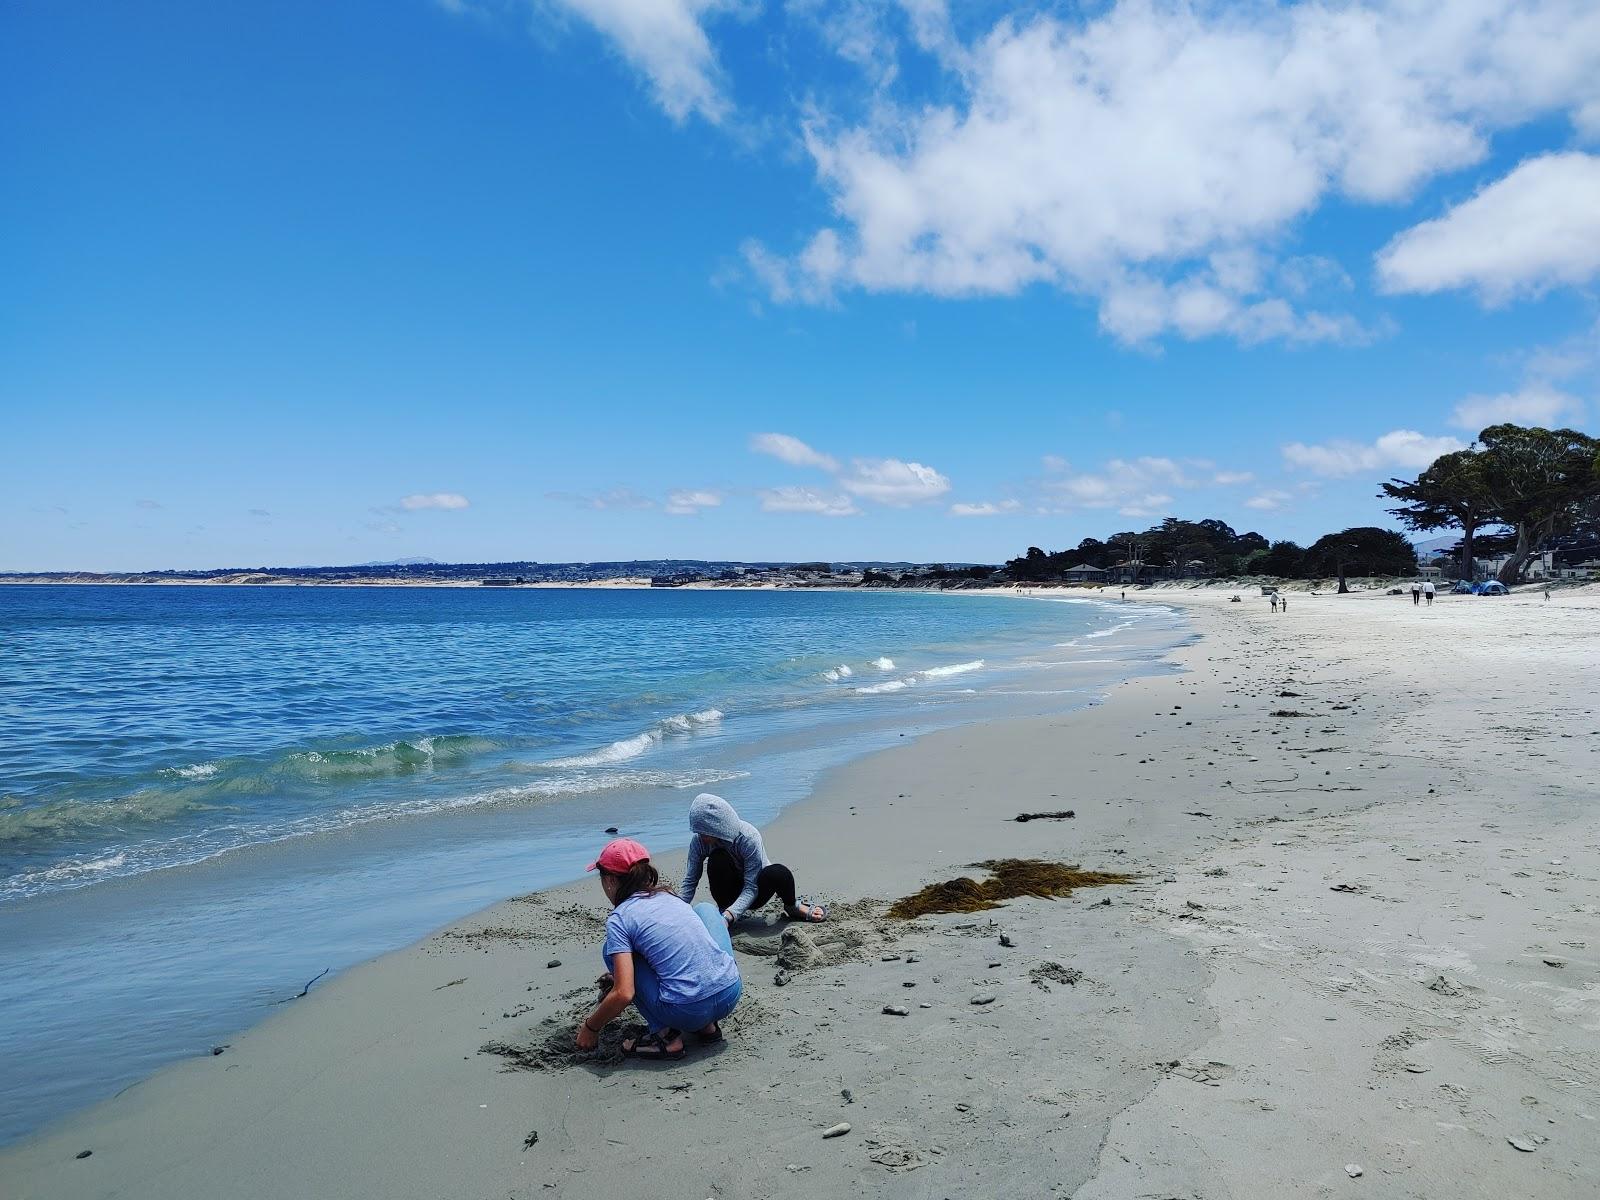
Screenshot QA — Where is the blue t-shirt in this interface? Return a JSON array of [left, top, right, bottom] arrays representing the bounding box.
[[603, 892, 740, 1007]]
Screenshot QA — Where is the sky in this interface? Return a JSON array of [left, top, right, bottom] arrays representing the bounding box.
[[4, 0, 1599, 571]]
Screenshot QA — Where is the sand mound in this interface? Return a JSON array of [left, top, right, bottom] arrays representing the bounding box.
[[776, 923, 865, 972]]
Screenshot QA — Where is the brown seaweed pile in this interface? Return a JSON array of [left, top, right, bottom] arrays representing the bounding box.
[[888, 858, 1135, 919]]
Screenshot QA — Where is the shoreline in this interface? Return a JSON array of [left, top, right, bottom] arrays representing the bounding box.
[[0, 589, 1183, 1150], [4, 588, 1597, 1197]]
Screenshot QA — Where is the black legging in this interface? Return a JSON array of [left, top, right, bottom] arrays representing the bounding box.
[[707, 847, 797, 914]]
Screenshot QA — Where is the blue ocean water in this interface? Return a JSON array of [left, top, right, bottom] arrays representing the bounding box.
[[0, 584, 1187, 1144]]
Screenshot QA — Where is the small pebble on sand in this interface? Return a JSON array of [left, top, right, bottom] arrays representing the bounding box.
[[1345, 1164, 1363, 1178], [822, 1122, 851, 1139]]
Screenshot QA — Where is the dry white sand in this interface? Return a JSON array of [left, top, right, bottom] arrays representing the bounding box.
[[3, 586, 1596, 1199]]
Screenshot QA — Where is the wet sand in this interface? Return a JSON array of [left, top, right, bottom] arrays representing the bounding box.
[[4, 585, 1597, 1199]]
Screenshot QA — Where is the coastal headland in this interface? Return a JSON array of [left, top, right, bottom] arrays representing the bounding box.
[[3, 586, 1597, 1199]]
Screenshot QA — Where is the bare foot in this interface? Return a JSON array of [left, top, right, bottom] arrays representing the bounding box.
[[786, 900, 828, 922]]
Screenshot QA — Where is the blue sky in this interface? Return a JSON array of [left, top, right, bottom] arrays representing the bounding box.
[[4, 0, 1599, 571]]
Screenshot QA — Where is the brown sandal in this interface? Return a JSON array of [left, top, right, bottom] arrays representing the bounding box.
[[622, 1029, 685, 1060]]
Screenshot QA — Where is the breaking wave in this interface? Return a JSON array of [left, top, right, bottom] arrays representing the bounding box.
[[1085, 621, 1133, 640], [539, 709, 723, 769], [0, 768, 749, 902], [920, 659, 984, 678], [163, 762, 218, 781], [854, 659, 985, 695], [853, 679, 909, 695]]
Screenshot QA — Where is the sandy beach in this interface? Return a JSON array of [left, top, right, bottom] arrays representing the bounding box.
[[4, 586, 1597, 1199]]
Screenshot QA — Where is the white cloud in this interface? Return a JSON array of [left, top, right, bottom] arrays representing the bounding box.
[[750, 434, 951, 507], [749, 432, 840, 472], [545, 487, 655, 510], [949, 500, 1021, 517], [664, 488, 723, 514], [758, 486, 860, 516], [1282, 429, 1465, 477], [1047, 456, 1189, 509], [1034, 453, 1253, 516], [1377, 153, 1600, 304], [1526, 316, 1600, 383], [1451, 383, 1586, 431], [838, 457, 950, 505], [747, 0, 1600, 342], [400, 492, 471, 510], [539, 0, 730, 123], [1116, 494, 1175, 519], [1244, 489, 1294, 511]]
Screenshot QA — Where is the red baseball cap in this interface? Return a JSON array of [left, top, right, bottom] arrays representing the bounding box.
[[587, 837, 650, 874]]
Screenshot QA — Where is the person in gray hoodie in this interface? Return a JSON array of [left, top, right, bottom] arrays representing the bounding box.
[[680, 793, 826, 925]]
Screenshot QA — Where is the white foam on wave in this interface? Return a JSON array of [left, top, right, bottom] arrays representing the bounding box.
[[543, 729, 663, 768], [660, 708, 723, 733], [920, 659, 984, 678], [822, 664, 856, 682], [0, 767, 756, 902], [2, 852, 131, 900], [872, 657, 895, 670], [539, 709, 723, 769], [164, 762, 218, 781], [855, 659, 983, 695], [1086, 621, 1133, 640], [853, 679, 910, 694]]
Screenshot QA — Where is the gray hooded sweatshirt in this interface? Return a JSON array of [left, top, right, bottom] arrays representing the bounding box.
[[680, 793, 771, 920]]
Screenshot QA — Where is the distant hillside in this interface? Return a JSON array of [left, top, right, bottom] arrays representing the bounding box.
[[0, 559, 968, 585], [1412, 534, 1461, 556]]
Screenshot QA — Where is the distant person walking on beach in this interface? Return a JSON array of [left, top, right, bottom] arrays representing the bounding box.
[[1411, 581, 1421, 606], [1270, 593, 1279, 613], [1424, 580, 1435, 606], [579, 838, 741, 1060], [681, 793, 827, 925], [1279, 593, 1288, 613]]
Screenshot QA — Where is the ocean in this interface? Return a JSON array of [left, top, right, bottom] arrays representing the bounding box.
[[0, 583, 1188, 1144]]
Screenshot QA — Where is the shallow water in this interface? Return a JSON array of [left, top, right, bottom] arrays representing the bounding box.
[[0, 584, 1188, 1144]]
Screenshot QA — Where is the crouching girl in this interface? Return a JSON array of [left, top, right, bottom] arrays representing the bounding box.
[[577, 837, 741, 1060]]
